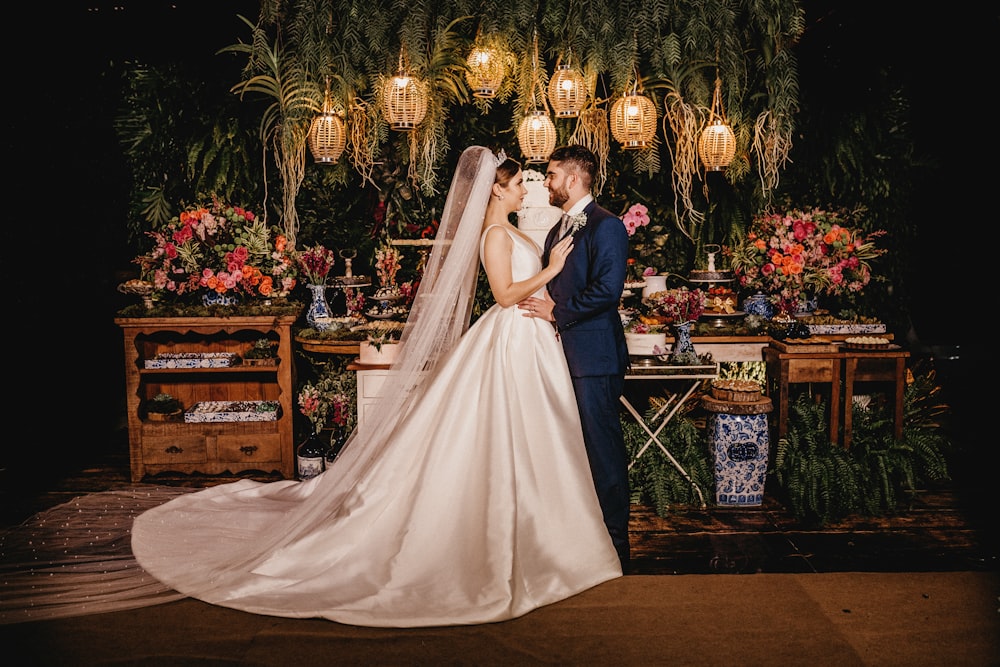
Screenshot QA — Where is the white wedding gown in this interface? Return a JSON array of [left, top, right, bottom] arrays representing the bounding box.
[[131, 225, 622, 627]]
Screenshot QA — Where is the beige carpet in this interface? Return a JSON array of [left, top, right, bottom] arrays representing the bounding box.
[[5, 571, 998, 666]]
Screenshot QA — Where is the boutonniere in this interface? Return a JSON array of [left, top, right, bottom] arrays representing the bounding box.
[[569, 212, 588, 233]]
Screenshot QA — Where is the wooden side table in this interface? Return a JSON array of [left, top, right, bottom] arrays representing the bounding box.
[[842, 346, 910, 447], [762, 346, 842, 445]]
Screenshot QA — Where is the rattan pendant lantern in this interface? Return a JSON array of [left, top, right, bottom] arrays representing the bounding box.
[[466, 45, 505, 99], [698, 76, 736, 171], [518, 110, 557, 163], [307, 77, 346, 164], [610, 85, 657, 149], [517, 33, 556, 163], [548, 59, 587, 118], [382, 53, 428, 131]]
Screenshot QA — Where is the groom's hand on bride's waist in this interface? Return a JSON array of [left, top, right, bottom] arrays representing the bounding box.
[[518, 296, 555, 323]]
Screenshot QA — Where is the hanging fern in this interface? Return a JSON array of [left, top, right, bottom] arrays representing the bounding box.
[[236, 0, 803, 248]]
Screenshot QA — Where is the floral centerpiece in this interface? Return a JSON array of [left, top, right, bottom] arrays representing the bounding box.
[[728, 207, 886, 314], [133, 198, 297, 301], [296, 244, 336, 286], [297, 372, 356, 435], [639, 287, 706, 365], [374, 244, 402, 292], [620, 200, 675, 278], [642, 287, 706, 324]]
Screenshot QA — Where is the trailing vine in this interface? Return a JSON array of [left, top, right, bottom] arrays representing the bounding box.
[[237, 0, 804, 246]]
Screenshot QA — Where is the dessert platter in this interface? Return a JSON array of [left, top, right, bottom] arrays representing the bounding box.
[[841, 336, 893, 351], [333, 275, 371, 288], [118, 279, 156, 308], [365, 287, 409, 320], [699, 284, 745, 328], [710, 378, 762, 402]]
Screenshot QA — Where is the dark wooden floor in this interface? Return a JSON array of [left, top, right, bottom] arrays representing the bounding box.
[[2, 423, 995, 576]]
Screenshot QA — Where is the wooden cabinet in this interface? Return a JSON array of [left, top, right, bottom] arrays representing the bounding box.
[[115, 314, 299, 482]]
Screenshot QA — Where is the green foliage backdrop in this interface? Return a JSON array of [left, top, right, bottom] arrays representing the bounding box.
[[113, 0, 928, 335]]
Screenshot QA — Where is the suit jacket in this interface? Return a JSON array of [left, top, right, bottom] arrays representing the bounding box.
[[543, 201, 629, 378]]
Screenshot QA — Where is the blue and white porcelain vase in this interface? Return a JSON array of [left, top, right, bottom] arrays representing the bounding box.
[[305, 284, 334, 331], [201, 291, 240, 307], [708, 412, 770, 506], [741, 292, 774, 319], [668, 321, 699, 365]]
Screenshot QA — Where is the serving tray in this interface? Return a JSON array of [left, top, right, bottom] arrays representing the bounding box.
[[769, 338, 839, 353], [145, 352, 239, 369], [184, 400, 280, 423]]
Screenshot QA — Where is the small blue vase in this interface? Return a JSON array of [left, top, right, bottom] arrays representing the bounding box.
[[201, 291, 241, 307], [742, 292, 774, 319], [668, 321, 699, 365], [306, 284, 334, 331]]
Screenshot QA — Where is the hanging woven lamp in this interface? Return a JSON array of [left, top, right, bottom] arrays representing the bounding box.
[[307, 77, 346, 164], [517, 32, 556, 163], [698, 76, 736, 170], [382, 53, 428, 131], [466, 45, 505, 99], [548, 61, 587, 118], [518, 110, 557, 163], [610, 87, 657, 149]]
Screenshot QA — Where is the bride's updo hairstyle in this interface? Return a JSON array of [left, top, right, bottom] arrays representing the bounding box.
[[495, 156, 521, 187]]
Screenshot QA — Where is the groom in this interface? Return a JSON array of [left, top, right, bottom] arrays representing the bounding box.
[[519, 144, 631, 571]]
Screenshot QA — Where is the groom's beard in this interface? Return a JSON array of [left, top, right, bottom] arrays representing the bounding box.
[[548, 185, 569, 209]]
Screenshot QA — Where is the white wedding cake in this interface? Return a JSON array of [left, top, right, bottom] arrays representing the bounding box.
[[516, 168, 561, 247]]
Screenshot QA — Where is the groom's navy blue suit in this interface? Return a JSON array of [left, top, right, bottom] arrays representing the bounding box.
[[543, 200, 631, 568]]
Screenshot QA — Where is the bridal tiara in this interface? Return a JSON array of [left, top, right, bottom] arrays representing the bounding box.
[[494, 149, 507, 166]]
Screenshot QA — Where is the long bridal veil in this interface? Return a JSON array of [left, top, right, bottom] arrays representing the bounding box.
[[0, 146, 499, 624], [333, 145, 493, 479]]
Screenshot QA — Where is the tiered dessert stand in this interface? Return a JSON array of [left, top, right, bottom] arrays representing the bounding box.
[[687, 244, 744, 329]]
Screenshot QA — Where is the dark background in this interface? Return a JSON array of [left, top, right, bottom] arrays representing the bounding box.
[[6, 1, 978, 477]]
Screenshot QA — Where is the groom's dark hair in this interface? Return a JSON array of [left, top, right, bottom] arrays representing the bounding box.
[[549, 144, 597, 190]]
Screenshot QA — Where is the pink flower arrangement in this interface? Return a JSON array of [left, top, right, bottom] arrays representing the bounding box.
[[298, 377, 354, 434], [133, 199, 297, 299], [621, 203, 650, 236], [728, 207, 886, 311], [642, 287, 705, 324]]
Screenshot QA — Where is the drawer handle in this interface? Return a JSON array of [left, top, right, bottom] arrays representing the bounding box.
[[240, 445, 258, 456], [164, 445, 183, 454]]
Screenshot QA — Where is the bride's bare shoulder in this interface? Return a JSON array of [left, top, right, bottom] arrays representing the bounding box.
[[482, 223, 514, 240]]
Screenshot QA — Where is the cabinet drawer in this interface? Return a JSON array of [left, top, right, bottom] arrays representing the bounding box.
[[141, 435, 209, 464], [358, 398, 382, 426], [785, 359, 837, 383], [358, 371, 388, 398], [217, 434, 282, 462]]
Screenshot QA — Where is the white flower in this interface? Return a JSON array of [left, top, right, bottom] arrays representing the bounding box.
[[569, 212, 587, 233]]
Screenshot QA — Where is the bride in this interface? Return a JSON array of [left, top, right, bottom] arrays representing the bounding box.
[[129, 146, 622, 627]]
